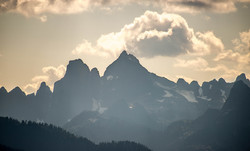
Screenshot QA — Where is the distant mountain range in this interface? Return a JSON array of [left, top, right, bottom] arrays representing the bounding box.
[[1, 50, 250, 151]]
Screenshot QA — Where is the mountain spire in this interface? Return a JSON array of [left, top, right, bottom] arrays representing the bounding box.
[[36, 82, 52, 97], [64, 59, 90, 79]]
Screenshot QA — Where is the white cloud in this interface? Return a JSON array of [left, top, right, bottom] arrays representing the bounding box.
[[23, 83, 39, 95], [1, 0, 249, 21], [72, 39, 109, 57], [73, 11, 223, 58], [232, 29, 250, 54], [42, 65, 66, 86], [214, 50, 250, 66], [23, 65, 66, 94], [171, 27, 250, 82], [195, 31, 224, 53], [214, 29, 250, 71]]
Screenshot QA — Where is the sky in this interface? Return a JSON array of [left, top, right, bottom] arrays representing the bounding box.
[[0, 0, 250, 94]]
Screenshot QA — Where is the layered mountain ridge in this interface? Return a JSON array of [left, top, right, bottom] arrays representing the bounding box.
[[1, 50, 250, 151], [0, 50, 249, 125]]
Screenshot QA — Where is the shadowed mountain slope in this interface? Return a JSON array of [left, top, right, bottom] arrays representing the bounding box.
[[163, 80, 250, 151]]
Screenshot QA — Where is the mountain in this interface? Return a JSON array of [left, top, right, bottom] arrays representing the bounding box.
[[102, 50, 174, 106], [0, 87, 8, 96], [51, 59, 101, 125], [8, 87, 26, 98], [0, 116, 151, 151], [177, 78, 189, 90], [1, 51, 239, 126], [36, 82, 52, 98], [0, 50, 249, 151], [0, 87, 8, 104], [162, 80, 250, 151], [235, 73, 250, 87]]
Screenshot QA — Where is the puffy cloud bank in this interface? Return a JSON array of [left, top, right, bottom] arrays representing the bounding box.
[[72, 10, 249, 81], [73, 11, 223, 58], [175, 29, 250, 81]]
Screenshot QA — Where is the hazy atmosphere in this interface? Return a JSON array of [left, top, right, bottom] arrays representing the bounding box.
[[1, 1, 250, 151], [1, 0, 250, 94]]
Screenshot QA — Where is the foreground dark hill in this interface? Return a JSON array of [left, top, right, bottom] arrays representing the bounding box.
[[163, 80, 250, 151], [0, 117, 150, 151]]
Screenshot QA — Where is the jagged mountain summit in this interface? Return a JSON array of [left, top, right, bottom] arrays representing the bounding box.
[[235, 73, 250, 87]]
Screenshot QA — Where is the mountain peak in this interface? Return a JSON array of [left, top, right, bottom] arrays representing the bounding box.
[[218, 78, 226, 84], [91, 67, 99, 74], [64, 59, 90, 79], [40, 82, 46, 88], [222, 80, 250, 112], [9, 87, 26, 97], [235, 73, 250, 87], [190, 80, 199, 87], [36, 82, 52, 97], [236, 73, 246, 81], [0, 86, 7, 95], [103, 50, 144, 77], [90, 67, 100, 79], [120, 50, 128, 57], [117, 50, 139, 64], [176, 78, 189, 90], [190, 80, 200, 90]]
